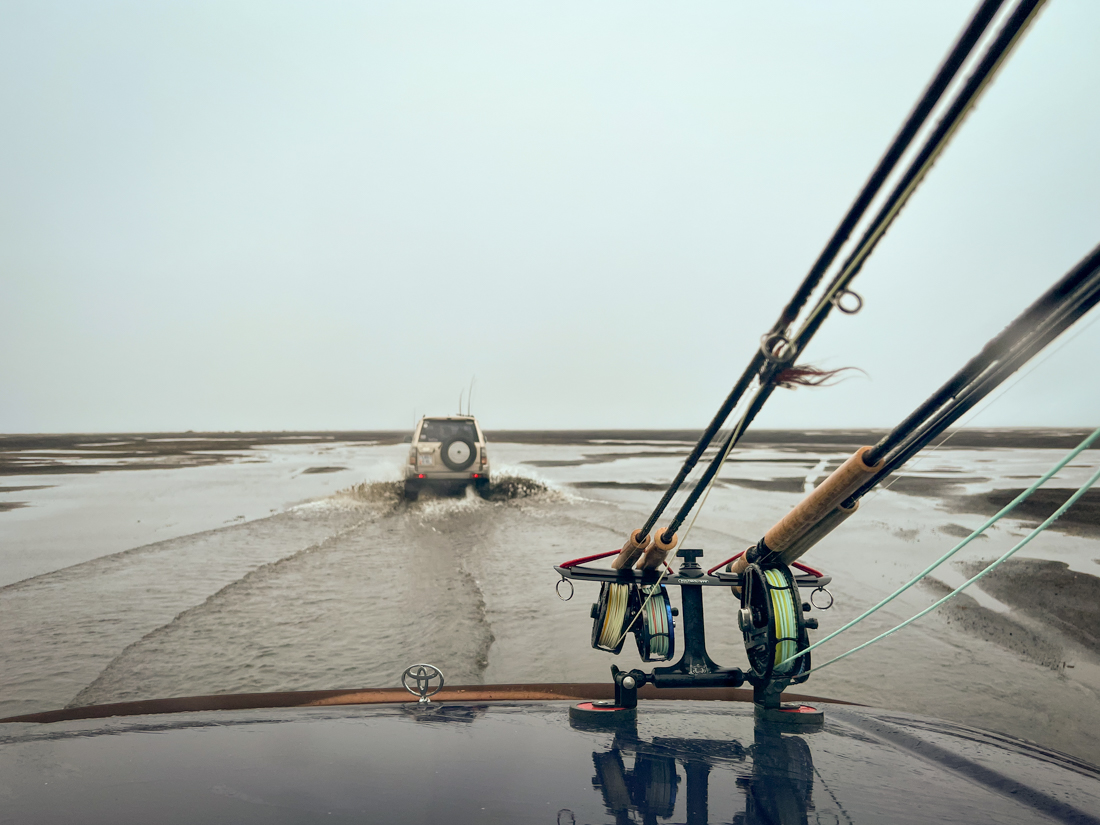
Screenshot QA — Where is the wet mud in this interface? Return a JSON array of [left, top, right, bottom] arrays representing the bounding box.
[[953, 489, 1100, 539], [937, 523, 990, 539], [570, 481, 668, 492], [717, 477, 807, 494], [921, 576, 1066, 670], [0, 432, 401, 476], [523, 451, 687, 468], [485, 428, 1100, 450], [957, 559, 1100, 655], [884, 476, 990, 496]]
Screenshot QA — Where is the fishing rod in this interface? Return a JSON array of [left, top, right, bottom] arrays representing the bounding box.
[[628, 0, 1009, 554]]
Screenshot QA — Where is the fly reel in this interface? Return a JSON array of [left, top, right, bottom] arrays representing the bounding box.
[[738, 563, 812, 685], [590, 582, 675, 662], [635, 584, 675, 662]]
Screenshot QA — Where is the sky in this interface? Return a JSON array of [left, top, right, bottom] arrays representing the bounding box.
[[2, 1, 1098, 433]]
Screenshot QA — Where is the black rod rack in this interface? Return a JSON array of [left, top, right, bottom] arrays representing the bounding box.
[[558, 548, 831, 711]]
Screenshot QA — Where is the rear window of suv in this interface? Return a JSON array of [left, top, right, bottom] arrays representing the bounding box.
[[417, 420, 479, 443]]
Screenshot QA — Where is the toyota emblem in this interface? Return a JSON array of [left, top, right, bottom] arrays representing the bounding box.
[[402, 663, 445, 703]]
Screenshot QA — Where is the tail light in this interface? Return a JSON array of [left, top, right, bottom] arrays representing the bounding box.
[[408, 449, 416, 466], [480, 449, 488, 466]]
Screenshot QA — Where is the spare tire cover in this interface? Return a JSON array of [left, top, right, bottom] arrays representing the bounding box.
[[441, 437, 475, 471]]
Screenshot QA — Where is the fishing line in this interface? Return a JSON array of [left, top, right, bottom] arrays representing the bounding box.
[[765, 568, 799, 675], [806, 459, 1100, 674], [596, 583, 632, 651], [613, 569, 668, 650], [639, 585, 672, 660], [776, 425, 1100, 669]]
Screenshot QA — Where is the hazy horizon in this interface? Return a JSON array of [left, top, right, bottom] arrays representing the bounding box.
[[3, 1, 1098, 433]]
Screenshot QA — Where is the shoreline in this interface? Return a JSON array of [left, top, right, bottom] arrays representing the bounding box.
[[2, 427, 1096, 477]]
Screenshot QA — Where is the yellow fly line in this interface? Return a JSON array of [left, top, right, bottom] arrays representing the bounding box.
[[640, 585, 670, 659], [765, 568, 799, 675], [597, 583, 631, 650]]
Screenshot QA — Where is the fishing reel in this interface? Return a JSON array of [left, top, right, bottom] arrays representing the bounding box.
[[738, 562, 814, 686], [590, 582, 676, 662]]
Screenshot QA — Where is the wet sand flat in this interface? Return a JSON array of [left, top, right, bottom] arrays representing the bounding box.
[[958, 558, 1100, 654], [487, 427, 1100, 450], [955, 489, 1100, 539], [0, 432, 403, 476], [3, 428, 1100, 765]]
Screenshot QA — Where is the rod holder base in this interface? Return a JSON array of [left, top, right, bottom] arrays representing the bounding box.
[[569, 702, 638, 730], [754, 702, 825, 728]]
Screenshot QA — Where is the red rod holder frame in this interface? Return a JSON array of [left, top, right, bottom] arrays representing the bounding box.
[[707, 552, 824, 578], [559, 550, 619, 569], [559, 550, 675, 574]]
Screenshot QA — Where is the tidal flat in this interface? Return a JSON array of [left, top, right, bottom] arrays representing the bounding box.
[[1, 428, 1098, 764]]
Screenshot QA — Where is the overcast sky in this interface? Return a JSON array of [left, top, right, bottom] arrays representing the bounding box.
[[2, 1, 1097, 433]]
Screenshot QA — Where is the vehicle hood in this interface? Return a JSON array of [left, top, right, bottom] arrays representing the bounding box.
[[2, 691, 1098, 824]]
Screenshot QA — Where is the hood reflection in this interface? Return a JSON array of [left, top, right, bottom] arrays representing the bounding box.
[[736, 724, 816, 825], [576, 716, 821, 825]]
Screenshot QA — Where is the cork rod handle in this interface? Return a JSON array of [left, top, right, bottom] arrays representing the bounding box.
[[612, 528, 650, 570], [763, 446, 881, 553], [637, 529, 677, 571], [728, 446, 880, 579]]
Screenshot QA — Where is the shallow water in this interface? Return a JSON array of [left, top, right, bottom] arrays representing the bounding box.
[[2, 435, 1099, 764]]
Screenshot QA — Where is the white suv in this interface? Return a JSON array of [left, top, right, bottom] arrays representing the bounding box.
[[404, 415, 490, 500]]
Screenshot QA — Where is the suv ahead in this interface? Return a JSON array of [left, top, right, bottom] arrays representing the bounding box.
[[404, 415, 490, 501]]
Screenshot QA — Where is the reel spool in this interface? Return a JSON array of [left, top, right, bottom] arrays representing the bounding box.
[[634, 584, 675, 662], [738, 563, 811, 685], [591, 582, 635, 654], [590, 583, 676, 661]]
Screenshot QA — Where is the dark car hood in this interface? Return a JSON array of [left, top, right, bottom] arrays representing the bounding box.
[[2, 698, 1099, 824]]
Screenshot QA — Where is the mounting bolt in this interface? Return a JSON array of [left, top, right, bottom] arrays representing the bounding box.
[[622, 676, 636, 690], [671, 607, 679, 617], [591, 603, 599, 619], [738, 607, 753, 632], [804, 618, 819, 630]]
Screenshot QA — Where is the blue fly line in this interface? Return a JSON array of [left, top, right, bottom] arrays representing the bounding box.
[[777, 423, 1100, 671]]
